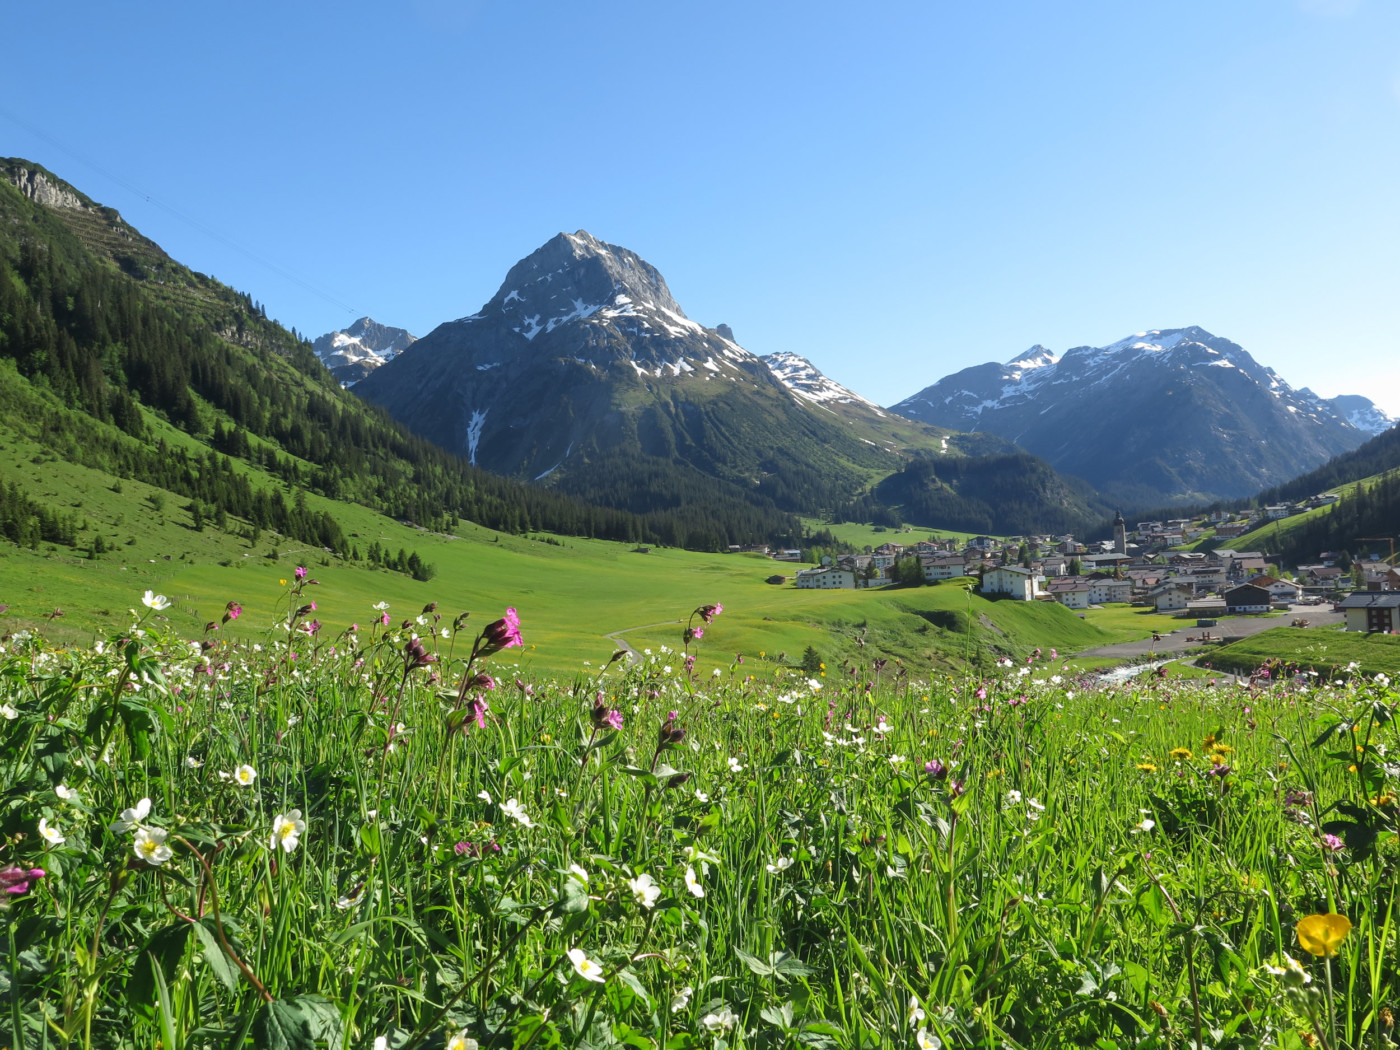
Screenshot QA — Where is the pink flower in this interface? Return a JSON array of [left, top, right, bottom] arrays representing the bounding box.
[[974, 687, 987, 700], [380, 613, 390, 626], [1322, 833, 1345, 853], [223, 601, 242, 624], [479, 608, 523, 654], [1, 866, 45, 895], [295, 566, 308, 580], [696, 603, 723, 624]]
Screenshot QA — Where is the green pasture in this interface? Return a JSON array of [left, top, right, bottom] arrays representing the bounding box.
[[1205, 626, 1400, 678]]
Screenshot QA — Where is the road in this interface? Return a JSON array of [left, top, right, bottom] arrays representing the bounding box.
[[1074, 604, 1345, 661], [603, 620, 683, 662]]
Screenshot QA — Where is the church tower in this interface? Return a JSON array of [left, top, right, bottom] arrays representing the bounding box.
[[1113, 510, 1127, 556]]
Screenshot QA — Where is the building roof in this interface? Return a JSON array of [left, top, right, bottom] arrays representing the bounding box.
[[1338, 592, 1400, 610]]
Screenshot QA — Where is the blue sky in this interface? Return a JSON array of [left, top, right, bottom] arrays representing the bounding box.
[[4, 0, 1399, 413]]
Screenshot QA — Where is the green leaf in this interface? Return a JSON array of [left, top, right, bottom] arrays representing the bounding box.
[[126, 925, 192, 1023], [1137, 884, 1171, 927], [251, 995, 343, 1050], [556, 877, 590, 915], [615, 968, 651, 1006], [190, 918, 240, 995], [760, 1001, 795, 1029], [735, 948, 776, 977]]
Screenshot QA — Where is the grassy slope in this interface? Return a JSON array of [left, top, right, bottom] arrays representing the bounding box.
[[1, 396, 1130, 677], [1205, 626, 1400, 677]]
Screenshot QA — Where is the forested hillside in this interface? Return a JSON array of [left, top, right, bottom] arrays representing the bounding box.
[[0, 160, 801, 552]]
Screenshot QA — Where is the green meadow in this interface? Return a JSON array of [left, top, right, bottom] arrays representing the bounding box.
[[2, 587, 1397, 1049]]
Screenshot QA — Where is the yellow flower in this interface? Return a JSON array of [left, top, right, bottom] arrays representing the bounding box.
[[279, 579, 288, 586], [1296, 913, 1351, 957], [1137, 762, 1158, 772], [1369, 792, 1396, 807], [1201, 734, 1217, 749], [1169, 748, 1193, 761]]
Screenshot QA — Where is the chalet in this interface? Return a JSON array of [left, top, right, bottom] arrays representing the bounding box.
[[1154, 583, 1193, 613], [981, 565, 1043, 601], [1187, 597, 1227, 618], [921, 554, 968, 582], [1223, 583, 1272, 614], [795, 568, 856, 590], [1086, 575, 1134, 605], [1338, 591, 1400, 633], [1081, 553, 1132, 571], [1047, 578, 1091, 609], [1364, 567, 1400, 591], [1167, 552, 1207, 567], [1213, 522, 1253, 539], [1246, 576, 1303, 603]]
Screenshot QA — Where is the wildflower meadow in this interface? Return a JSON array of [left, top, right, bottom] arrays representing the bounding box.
[[2, 575, 1397, 1050]]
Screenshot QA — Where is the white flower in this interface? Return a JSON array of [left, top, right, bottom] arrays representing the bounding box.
[[500, 798, 534, 827], [133, 827, 173, 865], [1006, 790, 1022, 805], [873, 718, 892, 734], [1264, 953, 1312, 987], [670, 984, 693, 1013], [662, 665, 673, 675], [142, 590, 171, 611], [1131, 817, 1155, 835], [712, 668, 721, 677], [889, 754, 907, 766], [54, 784, 77, 802], [110, 797, 152, 833], [628, 872, 662, 908], [184, 756, 203, 769], [907, 995, 926, 1027], [998, 657, 1013, 668], [701, 1008, 737, 1032], [727, 756, 745, 773], [1027, 797, 1045, 811], [373, 1038, 388, 1050], [446, 1030, 478, 1050], [477, 789, 492, 803], [694, 789, 710, 803], [916, 1029, 942, 1050], [567, 863, 589, 883], [685, 865, 705, 898], [807, 678, 822, 691], [233, 764, 257, 787], [372, 601, 390, 611], [1376, 673, 1391, 688], [0, 702, 17, 720], [766, 856, 794, 874], [38, 817, 65, 846], [567, 947, 606, 983], [271, 810, 306, 853]]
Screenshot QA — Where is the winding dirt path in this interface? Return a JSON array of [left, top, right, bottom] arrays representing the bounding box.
[[603, 620, 683, 662]]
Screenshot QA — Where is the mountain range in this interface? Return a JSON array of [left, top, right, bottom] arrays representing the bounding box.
[[888, 329, 1393, 504], [348, 231, 1114, 534]]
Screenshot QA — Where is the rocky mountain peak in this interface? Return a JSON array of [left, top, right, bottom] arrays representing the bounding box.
[[471, 230, 687, 331]]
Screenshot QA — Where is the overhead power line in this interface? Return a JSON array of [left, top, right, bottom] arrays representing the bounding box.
[[0, 105, 360, 319]]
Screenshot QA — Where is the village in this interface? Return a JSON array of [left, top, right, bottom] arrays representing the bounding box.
[[743, 498, 1400, 634]]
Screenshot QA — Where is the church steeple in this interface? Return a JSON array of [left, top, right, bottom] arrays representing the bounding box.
[[1113, 509, 1127, 556]]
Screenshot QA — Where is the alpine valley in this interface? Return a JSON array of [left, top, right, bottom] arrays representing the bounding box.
[[349, 230, 1112, 535]]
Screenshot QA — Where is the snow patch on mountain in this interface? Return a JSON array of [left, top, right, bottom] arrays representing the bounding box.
[[762, 351, 885, 415], [312, 317, 417, 385]]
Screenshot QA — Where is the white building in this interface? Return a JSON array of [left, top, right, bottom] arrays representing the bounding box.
[[795, 568, 856, 590], [981, 566, 1043, 601]]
